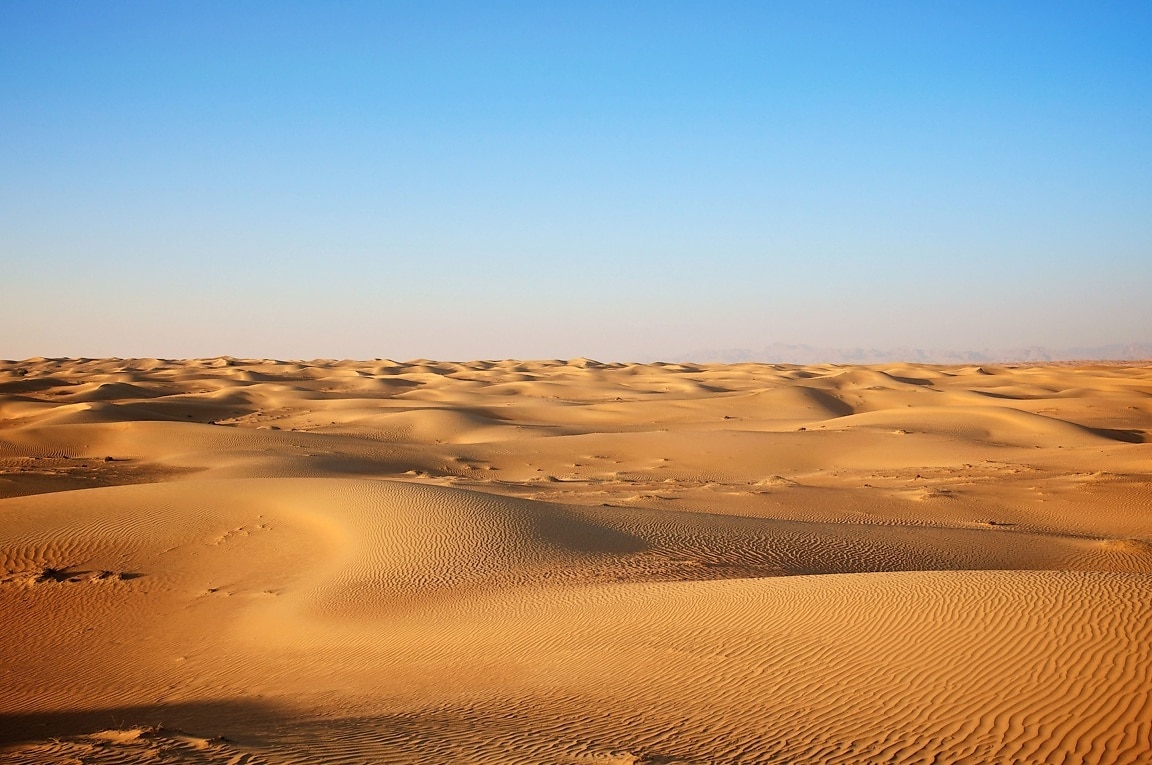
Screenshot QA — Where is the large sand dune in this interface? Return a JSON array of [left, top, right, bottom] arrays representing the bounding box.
[[2, 358, 1150, 763]]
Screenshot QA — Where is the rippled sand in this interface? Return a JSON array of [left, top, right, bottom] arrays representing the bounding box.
[[2, 357, 1150, 763]]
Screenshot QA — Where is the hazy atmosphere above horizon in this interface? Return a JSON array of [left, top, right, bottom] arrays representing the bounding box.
[[3, 1, 1150, 362]]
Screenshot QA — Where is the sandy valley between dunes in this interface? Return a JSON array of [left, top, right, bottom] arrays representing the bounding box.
[[1, 357, 1150, 764]]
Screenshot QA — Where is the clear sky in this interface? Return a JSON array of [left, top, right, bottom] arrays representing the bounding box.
[[2, 1, 1150, 361]]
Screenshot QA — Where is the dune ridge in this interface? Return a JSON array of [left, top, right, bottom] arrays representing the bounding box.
[[2, 357, 1150, 763]]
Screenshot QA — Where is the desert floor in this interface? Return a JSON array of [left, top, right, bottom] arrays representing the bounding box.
[[1, 357, 1150, 764]]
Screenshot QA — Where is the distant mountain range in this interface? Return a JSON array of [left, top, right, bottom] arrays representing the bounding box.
[[675, 342, 1152, 365]]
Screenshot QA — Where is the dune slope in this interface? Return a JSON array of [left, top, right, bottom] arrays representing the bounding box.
[[2, 357, 1150, 763]]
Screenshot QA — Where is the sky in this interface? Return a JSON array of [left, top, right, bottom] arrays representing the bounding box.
[[2, 1, 1151, 361]]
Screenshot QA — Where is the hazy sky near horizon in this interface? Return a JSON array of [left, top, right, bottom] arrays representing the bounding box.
[[3, 1, 1151, 361]]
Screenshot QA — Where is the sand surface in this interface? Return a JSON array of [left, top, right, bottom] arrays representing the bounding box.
[[1, 357, 1150, 764]]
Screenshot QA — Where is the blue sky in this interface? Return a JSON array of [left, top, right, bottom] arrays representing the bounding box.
[[2, 1, 1150, 361]]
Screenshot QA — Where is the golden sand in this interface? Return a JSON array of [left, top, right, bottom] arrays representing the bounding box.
[[1, 357, 1150, 763]]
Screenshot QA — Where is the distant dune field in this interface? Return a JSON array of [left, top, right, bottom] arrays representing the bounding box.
[[1, 357, 1150, 764]]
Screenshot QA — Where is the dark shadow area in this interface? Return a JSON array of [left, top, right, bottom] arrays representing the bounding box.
[[0, 463, 204, 500], [303, 453, 429, 477], [1087, 427, 1146, 444], [0, 378, 75, 395], [803, 388, 856, 416], [886, 374, 935, 386], [532, 502, 650, 555], [970, 390, 1037, 400], [0, 699, 289, 746], [33, 568, 145, 583]]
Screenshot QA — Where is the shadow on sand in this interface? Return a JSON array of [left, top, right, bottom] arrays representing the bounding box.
[[0, 698, 289, 747]]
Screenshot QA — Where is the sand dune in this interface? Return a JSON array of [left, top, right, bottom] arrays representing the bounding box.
[[1, 358, 1150, 763]]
